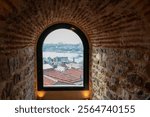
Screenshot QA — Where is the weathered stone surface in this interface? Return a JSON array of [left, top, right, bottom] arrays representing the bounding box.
[[106, 63, 115, 73], [0, 82, 6, 99], [115, 65, 127, 76], [145, 82, 150, 92], [1, 81, 13, 99], [0, 47, 35, 100], [123, 49, 143, 60], [92, 47, 150, 100], [136, 90, 143, 96], [106, 91, 113, 99], [13, 74, 21, 85], [143, 52, 150, 62], [127, 74, 144, 86], [145, 64, 150, 77], [0, 55, 10, 81], [8, 57, 16, 74], [110, 76, 119, 86]]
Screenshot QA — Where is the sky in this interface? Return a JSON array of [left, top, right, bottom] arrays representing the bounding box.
[[44, 29, 82, 44]]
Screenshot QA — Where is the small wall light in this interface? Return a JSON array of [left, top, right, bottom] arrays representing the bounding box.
[[82, 91, 90, 100], [37, 91, 46, 99]]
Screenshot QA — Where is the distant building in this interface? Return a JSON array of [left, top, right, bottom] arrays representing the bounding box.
[[43, 64, 53, 70], [54, 57, 69, 65], [43, 57, 49, 64], [43, 57, 53, 65], [66, 63, 83, 69], [55, 65, 66, 72], [47, 57, 53, 65]]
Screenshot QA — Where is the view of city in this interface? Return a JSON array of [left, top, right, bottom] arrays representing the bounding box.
[[42, 29, 84, 87]]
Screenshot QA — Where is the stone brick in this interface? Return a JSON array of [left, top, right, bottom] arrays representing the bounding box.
[[24, 67, 30, 76], [115, 65, 127, 76], [127, 74, 144, 86], [145, 64, 150, 77], [111, 49, 122, 56], [143, 52, 150, 62], [145, 82, 150, 92], [0, 47, 34, 100], [92, 47, 149, 100], [8, 57, 16, 74], [106, 63, 115, 73], [1, 81, 13, 99], [13, 73, 21, 85], [0, 82, 6, 99], [123, 49, 143, 60], [134, 89, 150, 100], [118, 60, 133, 71], [136, 90, 143, 97], [110, 76, 119, 86], [109, 85, 117, 92], [106, 91, 113, 99], [0, 55, 10, 81], [100, 61, 106, 67]]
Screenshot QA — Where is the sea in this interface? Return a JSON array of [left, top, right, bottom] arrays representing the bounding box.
[[43, 52, 83, 63]]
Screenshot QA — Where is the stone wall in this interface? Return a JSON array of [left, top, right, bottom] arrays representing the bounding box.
[[92, 47, 150, 100], [0, 47, 34, 99]]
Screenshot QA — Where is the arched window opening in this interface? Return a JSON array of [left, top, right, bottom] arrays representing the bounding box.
[[37, 23, 89, 90]]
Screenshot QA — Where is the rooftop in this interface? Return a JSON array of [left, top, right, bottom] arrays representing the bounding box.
[[43, 68, 83, 86]]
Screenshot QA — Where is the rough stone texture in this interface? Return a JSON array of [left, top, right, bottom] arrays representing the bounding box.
[[0, 47, 34, 99], [0, 0, 150, 99], [92, 48, 150, 100]]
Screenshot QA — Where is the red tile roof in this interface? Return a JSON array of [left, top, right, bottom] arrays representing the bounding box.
[[64, 69, 83, 78], [44, 76, 57, 85], [43, 69, 83, 85]]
